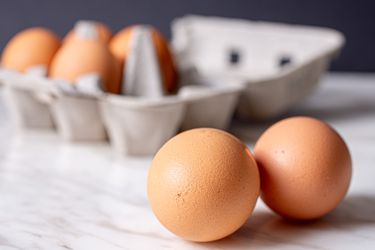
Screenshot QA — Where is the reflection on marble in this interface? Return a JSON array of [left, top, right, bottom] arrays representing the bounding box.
[[0, 73, 375, 249]]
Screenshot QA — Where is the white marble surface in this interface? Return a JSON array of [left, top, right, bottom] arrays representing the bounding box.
[[0, 73, 375, 250]]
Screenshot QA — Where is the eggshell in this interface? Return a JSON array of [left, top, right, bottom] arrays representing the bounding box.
[[108, 26, 133, 63], [64, 21, 112, 44], [151, 29, 178, 93], [49, 37, 121, 94], [1, 27, 61, 72], [254, 116, 352, 220], [109, 26, 178, 93], [148, 128, 260, 242]]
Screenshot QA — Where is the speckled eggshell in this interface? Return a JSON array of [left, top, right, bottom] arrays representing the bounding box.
[[147, 128, 260, 242], [254, 116, 352, 220], [1, 27, 61, 72]]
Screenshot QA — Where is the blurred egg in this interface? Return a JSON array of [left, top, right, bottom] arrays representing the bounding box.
[[64, 21, 112, 44], [110, 25, 178, 93], [49, 36, 121, 94], [254, 116, 352, 220], [148, 128, 260, 242], [109, 26, 133, 63], [1, 27, 61, 72]]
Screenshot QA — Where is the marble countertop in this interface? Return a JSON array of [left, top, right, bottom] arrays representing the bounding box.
[[0, 73, 374, 250]]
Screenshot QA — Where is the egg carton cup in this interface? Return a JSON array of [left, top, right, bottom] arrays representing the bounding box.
[[172, 15, 345, 120], [0, 69, 106, 142], [0, 69, 56, 130], [100, 95, 184, 156], [100, 84, 243, 156], [31, 75, 108, 142], [178, 84, 243, 130], [49, 92, 106, 142]]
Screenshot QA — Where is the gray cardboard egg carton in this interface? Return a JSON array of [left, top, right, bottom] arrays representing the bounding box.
[[172, 15, 344, 120], [0, 17, 344, 155], [0, 71, 242, 155]]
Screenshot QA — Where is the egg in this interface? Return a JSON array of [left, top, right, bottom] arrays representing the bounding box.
[[49, 36, 121, 94], [1, 27, 61, 72], [254, 117, 352, 220], [148, 128, 260, 242], [108, 26, 133, 63], [109, 26, 178, 93], [64, 21, 112, 44]]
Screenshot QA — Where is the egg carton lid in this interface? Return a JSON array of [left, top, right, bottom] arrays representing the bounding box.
[[171, 15, 345, 120], [172, 15, 344, 82]]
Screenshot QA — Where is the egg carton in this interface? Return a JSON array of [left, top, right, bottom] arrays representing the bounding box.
[[0, 69, 242, 155], [0, 16, 344, 155], [172, 15, 344, 120]]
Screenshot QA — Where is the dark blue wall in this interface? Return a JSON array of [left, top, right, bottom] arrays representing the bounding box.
[[1, 0, 374, 71]]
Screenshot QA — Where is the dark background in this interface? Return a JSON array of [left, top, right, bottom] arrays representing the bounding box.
[[0, 0, 374, 72]]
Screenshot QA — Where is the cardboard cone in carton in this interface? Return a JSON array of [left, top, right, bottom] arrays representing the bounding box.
[[65, 20, 112, 44], [73, 21, 100, 40], [122, 26, 165, 97]]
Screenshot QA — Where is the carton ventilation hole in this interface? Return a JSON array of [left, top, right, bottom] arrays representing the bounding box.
[[228, 48, 241, 66], [279, 55, 292, 68]]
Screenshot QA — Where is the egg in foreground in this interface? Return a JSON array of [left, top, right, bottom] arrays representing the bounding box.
[[254, 116, 352, 220], [148, 128, 260, 242], [1, 27, 61, 72]]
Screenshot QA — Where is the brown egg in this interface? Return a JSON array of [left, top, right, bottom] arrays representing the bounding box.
[[109, 25, 178, 93], [151, 29, 178, 94], [148, 128, 260, 242], [108, 26, 133, 63], [49, 37, 121, 94], [64, 21, 112, 44], [254, 117, 352, 220], [1, 27, 61, 72]]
